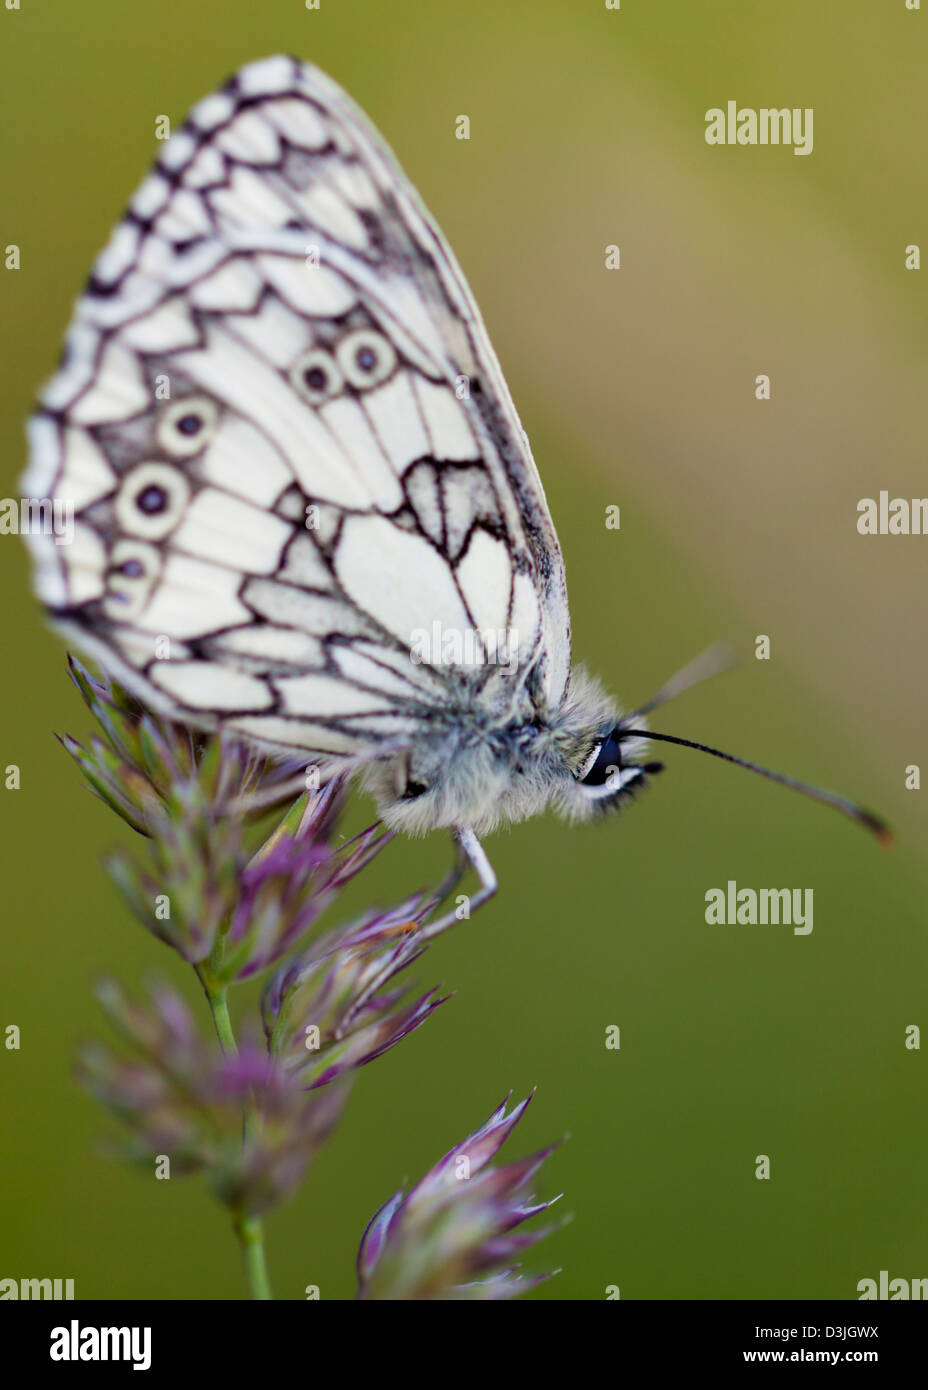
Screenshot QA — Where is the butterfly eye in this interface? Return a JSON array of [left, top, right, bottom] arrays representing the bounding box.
[[115, 462, 191, 541], [290, 349, 343, 405], [102, 540, 161, 620], [336, 329, 397, 390], [576, 732, 623, 788], [156, 396, 219, 458]]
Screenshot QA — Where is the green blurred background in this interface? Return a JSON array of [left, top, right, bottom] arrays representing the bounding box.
[[1, 0, 925, 1300]]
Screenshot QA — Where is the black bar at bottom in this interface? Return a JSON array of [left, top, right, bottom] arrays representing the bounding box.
[[0, 1299, 922, 1373]]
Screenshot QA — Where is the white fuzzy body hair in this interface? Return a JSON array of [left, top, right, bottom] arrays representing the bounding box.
[[363, 666, 650, 836]]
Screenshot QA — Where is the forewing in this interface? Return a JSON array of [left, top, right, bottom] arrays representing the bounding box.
[[23, 56, 570, 764]]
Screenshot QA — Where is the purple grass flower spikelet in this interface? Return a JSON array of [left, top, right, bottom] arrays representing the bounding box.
[[60, 658, 393, 975], [61, 656, 304, 838], [356, 1093, 564, 1299], [61, 657, 567, 1298], [263, 897, 450, 1088], [223, 799, 390, 983], [78, 981, 347, 1217]]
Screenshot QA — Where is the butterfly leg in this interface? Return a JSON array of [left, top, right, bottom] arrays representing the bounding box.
[[419, 835, 468, 915], [339, 829, 496, 1035], [417, 825, 497, 942]]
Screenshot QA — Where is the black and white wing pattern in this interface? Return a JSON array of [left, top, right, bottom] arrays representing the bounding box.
[[24, 56, 571, 766]]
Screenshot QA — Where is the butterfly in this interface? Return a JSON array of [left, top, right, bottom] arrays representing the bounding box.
[[22, 56, 889, 935]]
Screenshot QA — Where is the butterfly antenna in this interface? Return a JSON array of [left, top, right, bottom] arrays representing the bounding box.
[[631, 642, 737, 719], [618, 726, 893, 846]]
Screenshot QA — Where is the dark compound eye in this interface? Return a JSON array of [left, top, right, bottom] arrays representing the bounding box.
[[402, 778, 429, 801], [578, 733, 623, 787], [136, 485, 168, 515]]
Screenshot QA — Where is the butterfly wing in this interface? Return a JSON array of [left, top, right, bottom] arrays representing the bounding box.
[[24, 56, 571, 766]]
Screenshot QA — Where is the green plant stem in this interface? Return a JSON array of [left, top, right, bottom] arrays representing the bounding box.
[[202, 978, 273, 1299], [208, 985, 237, 1055], [234, 1213, 273, 1301]]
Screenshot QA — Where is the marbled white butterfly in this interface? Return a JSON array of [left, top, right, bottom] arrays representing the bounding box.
[[23, 57, 888, 932]]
